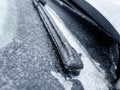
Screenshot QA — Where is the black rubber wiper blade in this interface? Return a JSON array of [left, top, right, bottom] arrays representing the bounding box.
[[32, 0, 83, 75]]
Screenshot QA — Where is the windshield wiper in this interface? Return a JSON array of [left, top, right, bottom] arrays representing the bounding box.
[[32, 0, 83, 76]]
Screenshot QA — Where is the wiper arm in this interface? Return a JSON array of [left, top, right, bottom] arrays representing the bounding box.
[[32, 0, 83, 76]]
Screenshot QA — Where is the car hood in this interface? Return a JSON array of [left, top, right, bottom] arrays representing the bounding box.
[[71, 0, 120, 44], [86, 0, 120, 36]]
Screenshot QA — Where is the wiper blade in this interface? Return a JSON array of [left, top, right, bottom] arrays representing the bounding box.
[[54, 0, 99, 27]]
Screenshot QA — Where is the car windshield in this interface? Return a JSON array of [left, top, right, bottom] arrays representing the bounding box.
[[85, 0, 120, 35]]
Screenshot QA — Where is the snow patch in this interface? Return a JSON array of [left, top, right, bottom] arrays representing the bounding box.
[[115, 79, 120, 90], [0, 0, 16, 49], [46, 5, 110, 90], [51, 71, 73, 90]]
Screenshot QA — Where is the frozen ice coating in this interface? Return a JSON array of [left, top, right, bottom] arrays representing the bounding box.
[[46, 5, 110, 90], [85, 0, 120, 35], [0, 0, 16, 49], [51, 71, 73, 90], [115, 79, 120, 89]]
